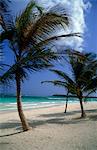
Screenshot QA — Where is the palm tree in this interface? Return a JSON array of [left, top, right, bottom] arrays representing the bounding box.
[[0, 1, 77, 131], [42, 50, 97, 118]]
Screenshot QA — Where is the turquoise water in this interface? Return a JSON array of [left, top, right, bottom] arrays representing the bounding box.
[[0, 96, 97, 112]]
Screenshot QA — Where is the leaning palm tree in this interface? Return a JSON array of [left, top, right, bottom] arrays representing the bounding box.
[[0, 1, 78, 131], [42, 50, 97, 118]]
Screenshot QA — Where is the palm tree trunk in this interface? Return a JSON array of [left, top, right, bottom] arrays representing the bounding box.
[[64, 98, 68, 113], [16, 75, 31, 131], [64, 91, 69, 113], [79, 98, 86, 118]]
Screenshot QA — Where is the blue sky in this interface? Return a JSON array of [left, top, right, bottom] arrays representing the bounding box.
[[84, 0, 97, 53], [1, 0, 97, 96]]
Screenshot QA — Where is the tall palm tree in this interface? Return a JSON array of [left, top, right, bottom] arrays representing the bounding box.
[[0, 1, 77, 131], [42, 50, 97, 118]]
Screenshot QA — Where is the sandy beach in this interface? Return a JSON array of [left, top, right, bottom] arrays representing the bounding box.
[[0, 102, 97, 150]]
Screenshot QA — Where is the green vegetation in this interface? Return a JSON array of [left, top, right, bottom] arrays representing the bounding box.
[[1, 0, 97, 132], [42, 50, 97, 118], [0, 1, 74, 131]]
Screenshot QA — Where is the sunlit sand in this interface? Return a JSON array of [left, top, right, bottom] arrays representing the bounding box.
[[0, 102, 97, 150]]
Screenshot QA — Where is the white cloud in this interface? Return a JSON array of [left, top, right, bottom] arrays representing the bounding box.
[[36, 0, 91, 51]]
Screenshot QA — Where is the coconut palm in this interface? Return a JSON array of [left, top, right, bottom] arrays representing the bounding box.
[[0, 1, 78, 131], [42, 50, 97, 118]]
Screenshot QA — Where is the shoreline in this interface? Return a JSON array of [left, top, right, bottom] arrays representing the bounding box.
[[0, 100, 97, 113], [0, 101, 97, 113], [0, 103, 63, 114]]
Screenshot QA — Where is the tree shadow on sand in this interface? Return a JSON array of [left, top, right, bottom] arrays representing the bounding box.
[[0, 131, 23, 137], [29, 109, 97, 127], [0, 109, 97, 137], [38, 109, 97, 118], [0, 121, 23, 137]]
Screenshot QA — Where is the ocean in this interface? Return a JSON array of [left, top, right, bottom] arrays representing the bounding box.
[[0, 96, 97, 112]]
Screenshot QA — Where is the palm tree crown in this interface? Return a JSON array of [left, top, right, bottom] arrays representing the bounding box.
[[0, 1, 76, 131], [0, 1, 73, 83], [42, 50, 97, 117]]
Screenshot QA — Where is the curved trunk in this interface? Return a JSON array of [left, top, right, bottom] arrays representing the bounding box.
[[16, 75, 31, 131], [79, 98, 86, 118]]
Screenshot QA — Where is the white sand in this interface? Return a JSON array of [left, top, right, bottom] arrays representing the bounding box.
[[0, 102, 97, 150]]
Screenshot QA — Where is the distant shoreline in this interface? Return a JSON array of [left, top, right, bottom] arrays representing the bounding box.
[[0, 95, 97, 98], [53, 95, 97, 98]]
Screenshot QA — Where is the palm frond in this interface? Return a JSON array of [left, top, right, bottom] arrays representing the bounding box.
[[19, 6, 71, 50], [0, 65, 16, 84], [32, 12, 69, 38], [0, 30, 14, 42], [15, 1, 43, 51], [16, 1, 36, 30], [42, 80, 67, 87], [21, 47, 57, 71], [0, 0, 10, 13], [64, 50, 97, 89], [45, 50, 97, 98], [50, 69, 75, 85], [42, 80, 77, 95], [0, 62, 28, 84], [0, 0, 11, 31], [83, 76, 97, 92], [37, 33, 81, 48]]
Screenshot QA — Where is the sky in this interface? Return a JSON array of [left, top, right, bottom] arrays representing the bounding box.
[[1, 0, 97, 96]]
